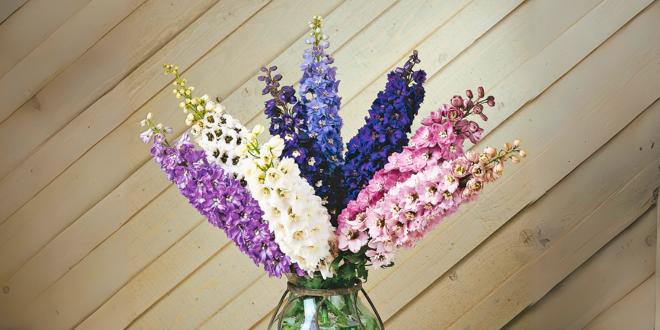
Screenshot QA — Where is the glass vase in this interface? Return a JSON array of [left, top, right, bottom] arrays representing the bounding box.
[[268, 279, 384, 330]]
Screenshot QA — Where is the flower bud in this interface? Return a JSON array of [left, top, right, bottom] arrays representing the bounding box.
[[486, 96, 495, 106], [503, 142, 513, 151], [493, 163, 504, 176], [465, 151, 479, 162], [451, 96, 463, 108], [519, 150, 527, 158], [484, 146, 497, 157], [511, 156, 520, 164], [479, 153, 490, 163], [513, 139, 521, 147], [146, 112, 153, 120], [466, 89, 473, 99], [252, 124, 265, 135], [477, 86, 485, 98]]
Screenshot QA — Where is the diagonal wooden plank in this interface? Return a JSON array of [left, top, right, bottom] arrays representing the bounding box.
[[0, 186, 203, 328], [0, 0, 89, 75], [0, 0, 27, 24], [0, 0, 273, 284], [76, 214, 225, 329], [387, 101, 660, 328], [361, 0, 657, 322], [585, 274, 656, 330], [505, 208, 657, 330], [340, 0, 608, 141], [0, 0, 332, 228], [0, 0, 147, 123], [0, 0, 220, 180], [428, 129, 660, 328], [0, 0, 271, 224], [0, 0, 269, 317]]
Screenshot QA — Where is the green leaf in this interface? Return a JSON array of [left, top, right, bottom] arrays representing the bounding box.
[[330, 255, 343, 271]]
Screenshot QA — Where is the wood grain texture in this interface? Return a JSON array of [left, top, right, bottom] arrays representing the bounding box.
[[364, 0, 656, 322], [0, 0, 146, 123], [0, 0, 87, 75], [585, 274, 656, 330], [0, 0, 219, 180], [505, 207, 657, 330], [0, 0, 658, 328], [0, 0, 27, 24]]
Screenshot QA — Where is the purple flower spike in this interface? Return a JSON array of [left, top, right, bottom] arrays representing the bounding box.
[[150, 133, 300, 277], [341, 51, 427, 206]]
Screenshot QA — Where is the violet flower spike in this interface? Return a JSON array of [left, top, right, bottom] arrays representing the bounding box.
[[143, 114, 300, 277]]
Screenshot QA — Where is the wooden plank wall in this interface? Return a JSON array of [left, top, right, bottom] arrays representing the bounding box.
[[0, 0, 658, 328]]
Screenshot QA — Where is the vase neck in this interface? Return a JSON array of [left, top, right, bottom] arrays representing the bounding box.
[[287, 281, 362, 297]]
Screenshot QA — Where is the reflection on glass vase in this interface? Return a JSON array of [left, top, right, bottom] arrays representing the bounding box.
[[268, 278, 384, 330]]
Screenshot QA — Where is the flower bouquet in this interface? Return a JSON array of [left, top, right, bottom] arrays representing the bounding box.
[[140, 16, 525, 330]]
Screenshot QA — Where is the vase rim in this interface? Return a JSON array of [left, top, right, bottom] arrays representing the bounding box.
[[286, 281, 362, 297]]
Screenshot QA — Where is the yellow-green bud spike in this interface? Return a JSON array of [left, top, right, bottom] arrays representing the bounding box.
[[309, 15, 324, 46]]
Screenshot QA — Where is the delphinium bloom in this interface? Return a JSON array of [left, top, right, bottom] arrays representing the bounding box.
[[298, 16, 345, 218], [337, 87, 496, 237], [140, 114, 298, 277], [164, 64, 249, 181], [240, 126, 336, 277], [341, 51, 427, 206], [340, 141, 526, 266], [259, 66, 344, 221]]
